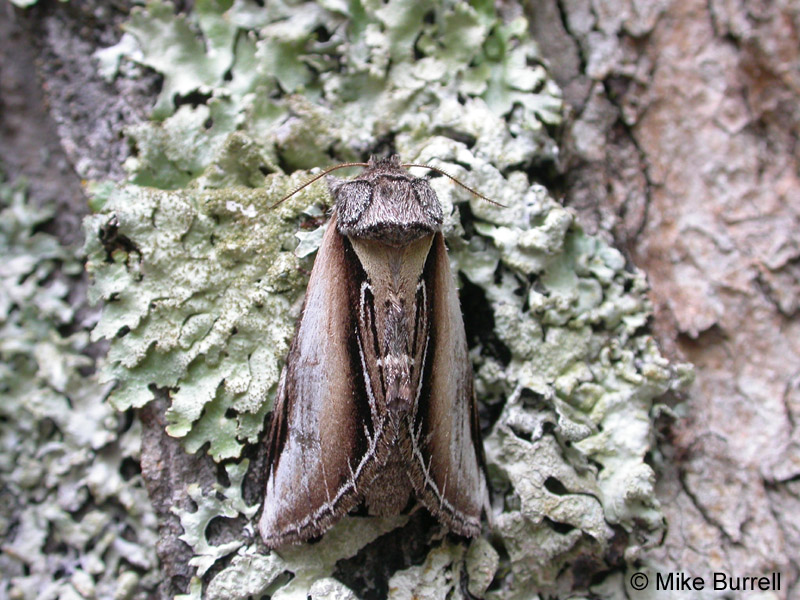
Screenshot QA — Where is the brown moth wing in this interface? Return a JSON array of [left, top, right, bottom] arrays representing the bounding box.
[[409, 232, 487, 536], [259, 211, 383, 548]]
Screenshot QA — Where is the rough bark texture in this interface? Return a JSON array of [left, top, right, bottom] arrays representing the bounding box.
[[0, 1, 85, 245], [139, 396, 221, 599], [3, 0, 799, 597], [528, 0, 800, 595]]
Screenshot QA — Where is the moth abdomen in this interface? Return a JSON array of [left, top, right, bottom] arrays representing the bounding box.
[[382, 354, 413, 413]]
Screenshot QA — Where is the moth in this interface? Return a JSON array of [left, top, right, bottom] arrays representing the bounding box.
[[259, 155, 489, 548]]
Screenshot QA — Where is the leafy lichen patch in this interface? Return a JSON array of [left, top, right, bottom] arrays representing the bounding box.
[[85, 0, 692, 597], [84, 178, 312, 460], [0, 176, 160, 599]]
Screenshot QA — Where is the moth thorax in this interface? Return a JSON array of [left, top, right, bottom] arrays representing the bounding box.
[[338, 219, 439, 247]]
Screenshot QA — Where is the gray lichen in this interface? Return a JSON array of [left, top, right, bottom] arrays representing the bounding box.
[[84, 0, 692, 598], [0, 175, 160, 599]]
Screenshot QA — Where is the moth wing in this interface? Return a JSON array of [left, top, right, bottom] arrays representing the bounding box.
[[411, 232, 487, 536], [259, 213, 374, 548]]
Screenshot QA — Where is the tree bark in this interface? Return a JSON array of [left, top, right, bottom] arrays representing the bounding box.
[[528, 0, 800, 593]]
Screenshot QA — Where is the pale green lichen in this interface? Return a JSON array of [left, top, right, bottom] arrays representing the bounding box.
[[205, 552, 287, 600], [84, 177, 313, 460], [0, 176, 160, 599], [188, 498, 405, 600], [379, 538, 497, 599], [172, 461, 260, 576], [86, 0, 691, 598], [387, 542, 465, 599]]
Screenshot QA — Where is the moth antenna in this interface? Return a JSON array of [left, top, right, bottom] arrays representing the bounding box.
[[270, 162, 369, 209], [402, 163, 507, 208]]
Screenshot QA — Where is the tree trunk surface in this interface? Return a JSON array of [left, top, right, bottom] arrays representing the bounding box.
[[528, 0, 800, 592], [2, 0, 798, 597]]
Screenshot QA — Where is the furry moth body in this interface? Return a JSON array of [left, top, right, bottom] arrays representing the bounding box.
[[259, 155, 488, 548]]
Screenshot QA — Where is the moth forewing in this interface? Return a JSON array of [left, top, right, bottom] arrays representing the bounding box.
[[259, 216, 380, 548], [260, 155, 487, 549], [409, 232, 486, 536]]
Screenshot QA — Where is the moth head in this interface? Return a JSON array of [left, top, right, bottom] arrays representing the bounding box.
[[270, 156, 503, 236], [328, 157, 444, 246]]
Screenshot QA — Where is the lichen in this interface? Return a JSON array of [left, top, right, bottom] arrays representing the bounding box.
[[84, 179, 311, 460], [86, 0, 692, 597], [387, 542, 465, 599], [0, 175, 159, 599]]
